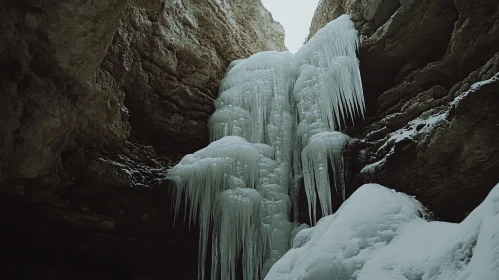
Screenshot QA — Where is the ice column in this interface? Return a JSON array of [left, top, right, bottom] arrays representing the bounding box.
[[293, 15, 364, 224]]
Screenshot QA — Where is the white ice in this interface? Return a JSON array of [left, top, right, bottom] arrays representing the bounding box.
[[167, 136, 280, 280], [266, 183, 499, 280], [293, 14, 364, 139], [292, 15, 363, 224], [167, 14, 365, 280]]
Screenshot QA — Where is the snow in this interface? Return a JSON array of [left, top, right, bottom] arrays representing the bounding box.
[[360, 157, 384, 174], [266, 183, 499, 280], [167, 15, 365, 280], [359, 157, 385, 181], [377, 113, 447, 154], [362, 72, 499, 176], [378, 72, 499, 156], [452, 72, 499, 105]]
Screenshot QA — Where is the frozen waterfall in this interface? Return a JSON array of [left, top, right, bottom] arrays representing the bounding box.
[[166, 15, 364, 280]]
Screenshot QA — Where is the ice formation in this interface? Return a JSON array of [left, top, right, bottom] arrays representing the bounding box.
[[167, 15, 364, 280], [266, 183, 499, 280], [301, 131, 350, 224]]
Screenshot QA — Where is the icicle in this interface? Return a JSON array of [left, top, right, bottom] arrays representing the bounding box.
[[301, 131, 350, 224], [167, 136, 274, 280], [216, 188, 262, 280], [292, 15, 364, 140]]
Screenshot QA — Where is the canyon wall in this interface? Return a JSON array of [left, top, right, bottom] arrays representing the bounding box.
[[308, 0, 499, 222], [0, 0, 285, 279]]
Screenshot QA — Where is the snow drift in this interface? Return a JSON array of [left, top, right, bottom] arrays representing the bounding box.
[[266, 183, 499, 280]]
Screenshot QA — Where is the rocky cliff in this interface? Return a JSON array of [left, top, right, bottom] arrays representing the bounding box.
[[0, 0, 285, 279], [308, 0, 499, 222]]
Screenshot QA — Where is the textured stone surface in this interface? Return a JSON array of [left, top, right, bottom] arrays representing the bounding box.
[[0, 0, 285, 279], [309, 0, 499, 222], [0, 0, 129, 182], [104, 0, 286, 152]]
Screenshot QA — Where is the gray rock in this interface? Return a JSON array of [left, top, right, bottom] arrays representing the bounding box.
[[0, 0, 285, 278], [308, 0, 499, 223]]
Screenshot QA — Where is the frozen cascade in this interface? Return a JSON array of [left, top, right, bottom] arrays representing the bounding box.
[[167, 15, 364, 280]]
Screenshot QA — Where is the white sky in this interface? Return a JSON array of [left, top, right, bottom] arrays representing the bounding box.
[[262, 0, 321, 53]]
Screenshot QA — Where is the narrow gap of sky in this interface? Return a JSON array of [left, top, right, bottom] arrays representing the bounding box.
[[262, 0, 321, 53]]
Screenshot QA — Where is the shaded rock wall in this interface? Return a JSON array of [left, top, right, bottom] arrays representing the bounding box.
[[309, 0, 499, 222], [0, 0, 285, 279], [106, 0, 286, 153]]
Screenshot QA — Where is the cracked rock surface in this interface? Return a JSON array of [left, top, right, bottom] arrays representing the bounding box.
[[309, 0, 499, 223]]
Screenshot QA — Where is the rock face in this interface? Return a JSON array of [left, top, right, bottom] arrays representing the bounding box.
[[108, 0, 286, 153], [0, 0, 285, 279], [309, 0, 499, 222]]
